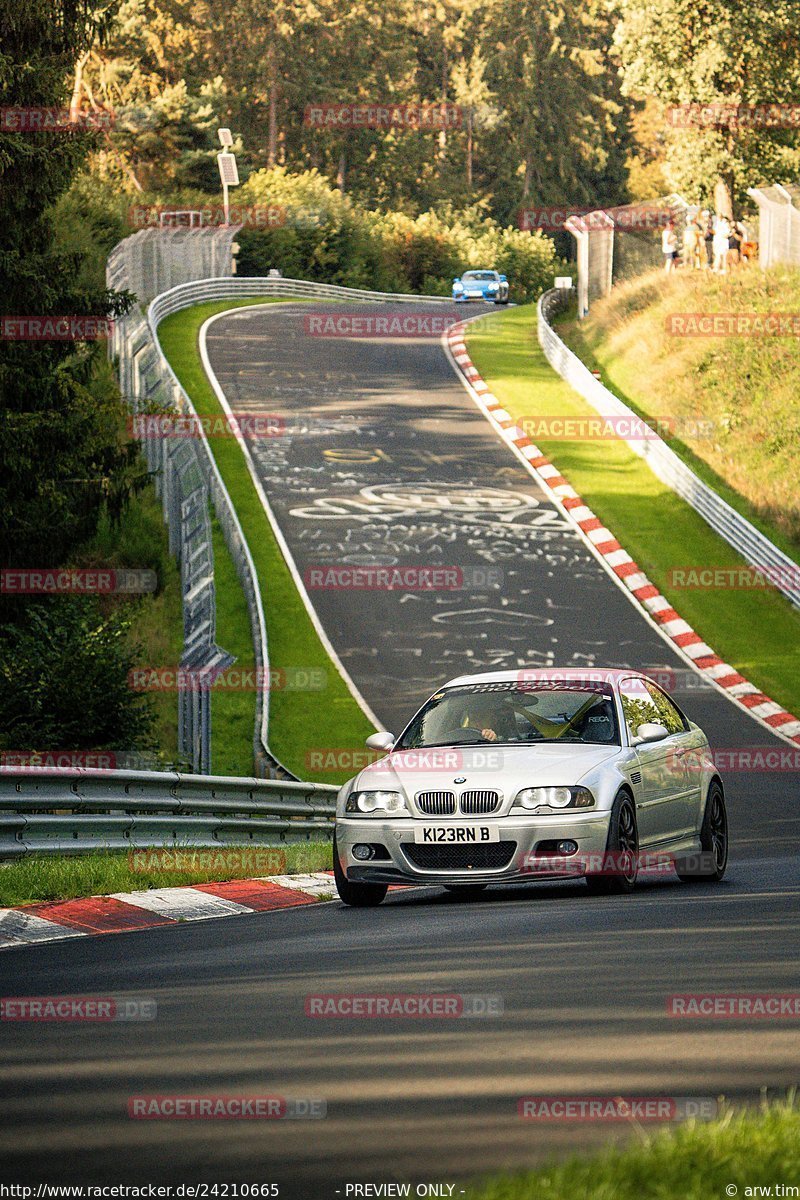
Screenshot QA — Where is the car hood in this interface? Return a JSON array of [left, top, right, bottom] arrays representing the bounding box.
[[354, 741, 619, 793]]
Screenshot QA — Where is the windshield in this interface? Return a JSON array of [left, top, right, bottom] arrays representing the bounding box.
[[396, 682, 620, 748], [463, 271, 497, 281]]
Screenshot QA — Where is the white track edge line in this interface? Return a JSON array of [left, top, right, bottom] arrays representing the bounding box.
[[199, 303, 383, 731]]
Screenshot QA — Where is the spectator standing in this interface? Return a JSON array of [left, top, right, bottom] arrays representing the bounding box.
[[713, 215, 731, 273], [702, 211, 714, 268], [728, 219, 745, 268], [683, 217, 701, 269], [662, 220, 678, 273]]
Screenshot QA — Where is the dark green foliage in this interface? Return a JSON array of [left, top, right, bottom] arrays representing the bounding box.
[[0, 598, 156, 751]]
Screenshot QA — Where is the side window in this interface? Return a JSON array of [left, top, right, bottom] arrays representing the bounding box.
[[644, 682, 687, 734], [619, 679, 663, 739]]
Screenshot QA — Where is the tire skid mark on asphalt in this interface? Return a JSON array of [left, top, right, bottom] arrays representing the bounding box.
[[203, 301, 673, 732]]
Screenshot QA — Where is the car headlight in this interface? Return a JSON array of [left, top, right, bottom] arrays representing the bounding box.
[[487, 283, 498, 291], [453, 283, 464, 292], [513, 786, 595, 811], [345, 790, 407, 815]]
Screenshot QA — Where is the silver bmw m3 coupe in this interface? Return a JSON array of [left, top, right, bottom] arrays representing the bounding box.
[[333, 669, 728, 906]]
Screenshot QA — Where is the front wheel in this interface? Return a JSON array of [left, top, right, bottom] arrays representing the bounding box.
[[586, 791, 639, 895], [333, 835, 388, 907], [676, 782, 728, 882]]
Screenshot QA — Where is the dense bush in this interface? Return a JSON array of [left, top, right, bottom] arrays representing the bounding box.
[[0, 599, 156, 753], [235, 168, 565, 303]]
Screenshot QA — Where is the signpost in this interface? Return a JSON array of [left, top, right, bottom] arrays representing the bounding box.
[[216, 129, 238, 226]]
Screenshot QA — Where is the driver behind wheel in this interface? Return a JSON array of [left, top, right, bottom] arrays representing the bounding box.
[[460, 697, 519, 743], [460, 699, 502, 742]]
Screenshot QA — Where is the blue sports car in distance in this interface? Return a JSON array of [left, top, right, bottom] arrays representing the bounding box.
[[452, 269, 510, 304]]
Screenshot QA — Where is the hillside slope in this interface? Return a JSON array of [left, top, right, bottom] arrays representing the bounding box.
[[559, 266, 800, 557]]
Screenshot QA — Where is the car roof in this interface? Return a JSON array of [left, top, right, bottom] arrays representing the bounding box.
[[441, 668, 647, 689], [462, 269, 497, 275]]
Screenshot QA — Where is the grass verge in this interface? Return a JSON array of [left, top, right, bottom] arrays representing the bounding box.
[[466, 1100, 799, 1200], [157, 298, 374, 781], [556, 267, 800, 558], [208, 508, 258, 776], [0, 843, 333, 908], [466, 306, 800, 716]]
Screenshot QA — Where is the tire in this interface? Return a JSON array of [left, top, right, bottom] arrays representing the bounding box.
[[676, 781, 728, 882], [444, 884, 488, 899], [585, 791, 639, 895], [333, 835, 388, 907]]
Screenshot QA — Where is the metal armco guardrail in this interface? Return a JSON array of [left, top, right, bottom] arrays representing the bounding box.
[[538, 288, 800, 610], [108, 224, 452, 779], [0, 767, 338, 859], [145, 274, 450, 775], [149, 275, 452, 317]]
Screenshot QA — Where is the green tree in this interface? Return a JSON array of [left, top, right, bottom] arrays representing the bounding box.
[[0, 0, 137, 570], [0, 600, 156, 751], [614, 0, 800, 213], [450, 49, 501, 190], [479, 0, 631, 226]]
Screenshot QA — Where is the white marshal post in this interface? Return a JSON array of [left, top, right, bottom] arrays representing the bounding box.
[[216, 129, 238, 226]]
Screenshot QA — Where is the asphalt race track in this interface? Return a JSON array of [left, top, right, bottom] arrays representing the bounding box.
[[1, 301, 797, 1196]]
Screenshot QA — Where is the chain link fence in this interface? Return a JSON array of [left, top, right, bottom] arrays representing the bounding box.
[[108, 227, 276, 778], [106, 226, 240, 305], [566, 195, 689, 317], [747, 184, 800, 269], [108, 231, 453, 779]]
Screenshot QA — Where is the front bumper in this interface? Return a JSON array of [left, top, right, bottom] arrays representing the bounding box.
[[336, 812, 610, 886]]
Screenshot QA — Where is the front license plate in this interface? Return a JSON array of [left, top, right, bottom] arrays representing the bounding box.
[[414, 825, 500, 844]]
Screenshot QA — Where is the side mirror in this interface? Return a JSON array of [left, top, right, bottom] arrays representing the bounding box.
[[453, 277, 461, 283], [633, 722, 669, 746], [366, 731, 395, 752], [499, 274, 507, 281]]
